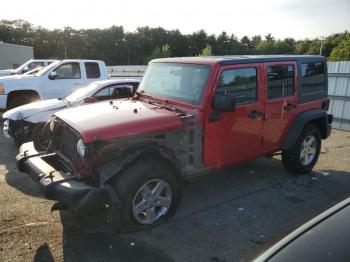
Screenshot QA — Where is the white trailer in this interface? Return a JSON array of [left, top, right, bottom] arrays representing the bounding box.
[[0, 42, 34, 70]]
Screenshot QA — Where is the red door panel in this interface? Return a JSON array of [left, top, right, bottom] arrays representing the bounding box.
[[204, 63, 264, 169], [262, 62, 298, 154]]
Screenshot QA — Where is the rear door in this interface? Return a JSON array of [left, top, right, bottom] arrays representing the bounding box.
[[204, 63, 264, 168], [262, 62, 298, 153]]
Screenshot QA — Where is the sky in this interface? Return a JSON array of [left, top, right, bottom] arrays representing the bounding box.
[[2, 0, 350, 40]]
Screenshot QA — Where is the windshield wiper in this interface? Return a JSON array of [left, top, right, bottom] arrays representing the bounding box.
[[148, 100, 186, 116]]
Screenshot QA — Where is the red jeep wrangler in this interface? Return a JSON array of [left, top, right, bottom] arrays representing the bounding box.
[[17, 55, 332, 232]]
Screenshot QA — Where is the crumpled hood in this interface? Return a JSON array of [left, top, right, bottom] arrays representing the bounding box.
[[3, 99, 68, 120], [55, 100, 182, 143]]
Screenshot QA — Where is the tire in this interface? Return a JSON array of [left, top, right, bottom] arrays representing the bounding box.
[[109, 157, 181, 233], [31, 123, 50, 151], [282, 124, 321, 174], [8, 94, 39, 109]]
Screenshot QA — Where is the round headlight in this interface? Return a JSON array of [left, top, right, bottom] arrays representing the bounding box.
[[77, 138, 87, 157]]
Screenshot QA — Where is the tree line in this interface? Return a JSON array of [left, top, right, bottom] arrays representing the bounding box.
[[0, 20, 349, 65]]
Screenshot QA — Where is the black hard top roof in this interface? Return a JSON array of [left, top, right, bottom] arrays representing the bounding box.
[[152, 55, 326, 66]]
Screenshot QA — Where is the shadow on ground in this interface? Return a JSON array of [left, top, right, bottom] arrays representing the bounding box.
[[31, 164, 350, 261], [2, 125, 350, 261]]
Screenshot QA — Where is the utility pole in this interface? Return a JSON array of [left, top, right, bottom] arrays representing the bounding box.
[[319, 37, 325, 56]]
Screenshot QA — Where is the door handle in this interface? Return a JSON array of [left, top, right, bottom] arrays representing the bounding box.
[[283, 103, 296, 111], [248, 110, 264, 119]]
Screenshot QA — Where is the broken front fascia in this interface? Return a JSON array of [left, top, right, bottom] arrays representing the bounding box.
[[92, 112, 211, 187], [16, 111, 210, 212], [16, 141, 120, 212]]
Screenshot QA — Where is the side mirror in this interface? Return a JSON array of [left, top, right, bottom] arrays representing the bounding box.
[[49, 71, 58, 80], [83, 96, 97, 103], [212, 94, 236, 112]]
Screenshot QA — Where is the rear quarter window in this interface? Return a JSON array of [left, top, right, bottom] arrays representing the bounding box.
[[299, 62, 327, 103], [301, 62, 326, 94]]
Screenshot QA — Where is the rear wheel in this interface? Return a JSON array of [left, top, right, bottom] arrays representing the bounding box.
[[282, 124, 321, 174], [109, 158, 180, 233]]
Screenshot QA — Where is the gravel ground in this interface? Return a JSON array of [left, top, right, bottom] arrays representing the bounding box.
[[0, 117, 350, 261]]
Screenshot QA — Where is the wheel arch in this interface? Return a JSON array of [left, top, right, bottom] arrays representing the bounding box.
[[94, 144, 182, 187], [6, 89, 41, 108], [281, 109, 329, 151]]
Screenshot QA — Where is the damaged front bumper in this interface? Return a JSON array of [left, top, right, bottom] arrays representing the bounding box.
[[3, 119, 30, 144], [2, 119, 11, 138], [16, 142, 120, 212]]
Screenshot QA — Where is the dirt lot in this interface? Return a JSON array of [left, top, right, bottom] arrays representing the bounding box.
[[0, 116, 350, 261]]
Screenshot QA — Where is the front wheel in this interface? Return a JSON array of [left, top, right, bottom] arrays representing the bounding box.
[[282, 124, 321, 174], [109, 158, 180, 233]]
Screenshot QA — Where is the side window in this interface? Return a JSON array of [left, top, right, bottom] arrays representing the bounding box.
[[54, 63, 81, 79], [114, 85, 134, 97], [23, 62, 44, 73], [85, 62, 101, 78], [267, 65, 295, 99], [28, 62, 44, 70], [94, 87, 112, 98], [301, 63, 325, 94], [216, 68, 257, 105], [93, 85, 133, 99]]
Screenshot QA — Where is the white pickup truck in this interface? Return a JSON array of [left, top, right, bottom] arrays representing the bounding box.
[[0, 59, 108, 109], [0, 59, 57, 77]]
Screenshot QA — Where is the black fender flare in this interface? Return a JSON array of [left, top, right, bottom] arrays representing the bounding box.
[[281, 109, 330, 151], [95, 145, 181, 187]]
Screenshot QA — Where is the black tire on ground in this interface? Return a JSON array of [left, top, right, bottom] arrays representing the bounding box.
[[31, 123, 50, 151], [282, 124, 321, 174], [109, 157, 181, 233], [7, 94, 39, 109]]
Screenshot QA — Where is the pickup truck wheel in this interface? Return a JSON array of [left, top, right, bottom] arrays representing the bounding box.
[[109, 158, 180, 233], [31, 123, 49, 151], [282, 124, 321, 174], [8, 94, 39, 109]]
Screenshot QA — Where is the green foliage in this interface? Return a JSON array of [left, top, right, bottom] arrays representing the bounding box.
[[0, 20, 349, 65], [329, 39, 350, 61], [145, 44, 172, 63], [198, 44, 212, 56]]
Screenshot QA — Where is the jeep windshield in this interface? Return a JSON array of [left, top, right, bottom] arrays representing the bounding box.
[[138, 63, 211, 104]]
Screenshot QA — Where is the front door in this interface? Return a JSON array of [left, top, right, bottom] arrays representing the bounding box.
[[262, 62, 298, 153], [204, 63, 264, 168], [43, 62, 83, 99]]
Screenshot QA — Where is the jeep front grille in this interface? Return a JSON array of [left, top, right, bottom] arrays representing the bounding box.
[[52, 121, 78, 163]]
